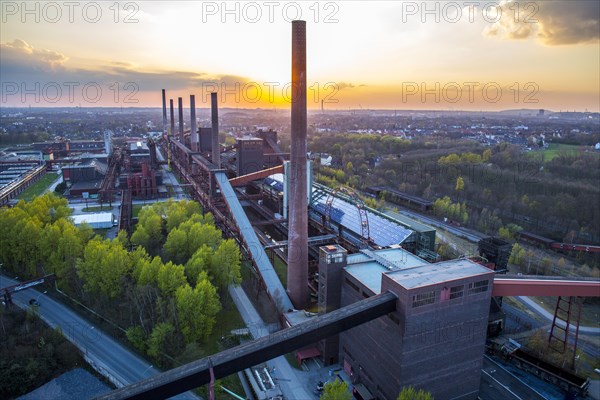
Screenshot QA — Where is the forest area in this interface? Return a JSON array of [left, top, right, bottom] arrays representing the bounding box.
[[0, 194, 246, 395], [309, 132, 600, 268]]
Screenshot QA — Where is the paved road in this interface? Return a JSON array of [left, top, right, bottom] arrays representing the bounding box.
[[229, 285, 315, 400], [516, 296, 600, 335], [479, 356, 547, 400], [0, 275, 199, 400]]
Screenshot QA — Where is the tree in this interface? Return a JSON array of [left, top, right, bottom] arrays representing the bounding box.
[[77, 237, 132, 298], [455, 176, 464, 192], [175, 275, 221, 343], [126, 326, 147, 352], [185, 245, 212, 287], [210, 239, 242, 293], [397, 386, 433, 400], [156, 261, 187, 296], [482, 148, 492, 162], [321, 379, 351, 400], [163, 227, 188, 264], [147, 322, 174, 359]]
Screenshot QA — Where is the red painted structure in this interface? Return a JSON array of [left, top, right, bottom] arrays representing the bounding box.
[[492, 277, 600, 297], [229, 165, 284, 187]]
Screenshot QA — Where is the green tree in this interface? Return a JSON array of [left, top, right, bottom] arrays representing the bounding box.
[[175, 275, 221, 343], [185, 245, 213, 287], [126, 326, 147, 352], [397, 386, 433, 400], [210, 239, 242, 293], [455, 176, 464, 192], [147, 322, 174, 359], [77, 237, 132, 298], [135, 255, 163, 286], [164, 227, 188, 264], [482, 148, 492, 162], [156, 261, 187, 296], [321, 379, 351, 400]]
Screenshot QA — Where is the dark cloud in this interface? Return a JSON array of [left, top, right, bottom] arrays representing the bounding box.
[[484, 1, 599, 45], [0, 40, 251, 92]]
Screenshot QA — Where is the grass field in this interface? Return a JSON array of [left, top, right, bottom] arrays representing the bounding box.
[[16, 172, 59, 201], [538, 143, 584, 161]]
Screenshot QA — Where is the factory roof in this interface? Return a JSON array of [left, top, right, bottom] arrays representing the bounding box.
[[385, 258, 492, 290], [345, 247, 428, 294], [71, 212, 113, 225], [312, 195, 414, 247], [383, 210, 436, 234]]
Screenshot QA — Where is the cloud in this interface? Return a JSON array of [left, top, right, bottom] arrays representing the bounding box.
[[0, 39, 251, 92], [1, 39, 69, 70], [336, 82, 366, 91], [483, 0, 599, 45]]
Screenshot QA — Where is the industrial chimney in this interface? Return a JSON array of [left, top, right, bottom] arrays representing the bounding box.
[[287, 20, 309, 309], [190, 94, 198, 151], [162, 89, 167, 136], [211, 92, 220, 167], [169, 99, 175, 136], [178, 97, 184, 141]]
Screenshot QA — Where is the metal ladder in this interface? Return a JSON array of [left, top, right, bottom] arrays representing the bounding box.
[[548, 296, 583, 368]]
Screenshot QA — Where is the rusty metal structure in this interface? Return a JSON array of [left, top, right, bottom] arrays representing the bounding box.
[[287, 20, 309, 309]]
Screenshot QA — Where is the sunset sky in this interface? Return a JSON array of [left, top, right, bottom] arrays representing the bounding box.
[[1, 1, 598, 110]]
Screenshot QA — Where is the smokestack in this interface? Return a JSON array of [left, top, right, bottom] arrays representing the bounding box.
[[162, 89, 167, 135], [211, 92, 220, 167], [178, 97, 184, 141], [169, 99, 175, 136], [190, 95, 198, 151], [287, 20, 309, 309]]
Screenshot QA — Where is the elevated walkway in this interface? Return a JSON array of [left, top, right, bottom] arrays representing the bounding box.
[[493, 276, 600, 297], [214, 171, 293, 312], [95, 291, 398, 400]]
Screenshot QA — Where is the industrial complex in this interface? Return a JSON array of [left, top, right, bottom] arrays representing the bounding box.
[[89, 20, 599, 400], [1, 19, 598, 400]]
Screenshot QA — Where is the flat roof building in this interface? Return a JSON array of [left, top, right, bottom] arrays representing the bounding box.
[[71, 212, 114, 229], [318, 245, 494, 400]]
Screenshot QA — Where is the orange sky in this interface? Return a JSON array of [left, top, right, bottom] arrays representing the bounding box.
[[1, 1, 598, 111]]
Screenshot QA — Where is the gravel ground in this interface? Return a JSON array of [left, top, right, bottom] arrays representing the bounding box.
[[18, 368, 111, 400]]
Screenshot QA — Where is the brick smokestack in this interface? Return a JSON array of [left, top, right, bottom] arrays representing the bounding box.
[[211, 92, 220, 167], [287, 20, 309, 309], [178, 97, 184, 141], [162, 89, 167, 136], [190, 94, 198, 151], [169, 99, 175, 136]]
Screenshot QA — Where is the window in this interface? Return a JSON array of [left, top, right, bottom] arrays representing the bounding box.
[[469, 280, 489, 294], [412, 290, 436, 308], [450, 284, 464, 299]]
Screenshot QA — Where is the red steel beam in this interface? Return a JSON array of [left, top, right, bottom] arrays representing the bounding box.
[[493, 278, 600, 297], [229, 165, 284, 187]]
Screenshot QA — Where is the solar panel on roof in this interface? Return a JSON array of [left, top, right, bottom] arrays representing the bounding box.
[[312, 196, 412, 247]]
